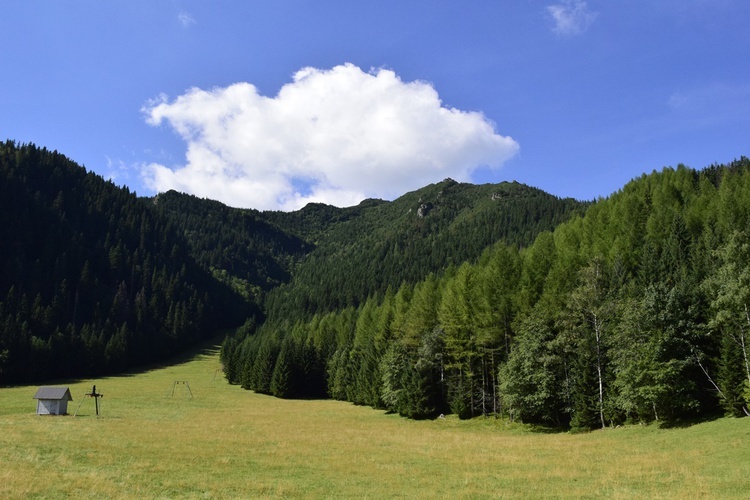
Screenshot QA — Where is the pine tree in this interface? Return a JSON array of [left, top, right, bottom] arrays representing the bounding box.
[[271, 337, 297, 398], [500, 305, 571, 426], [439, 263, 478, 418]]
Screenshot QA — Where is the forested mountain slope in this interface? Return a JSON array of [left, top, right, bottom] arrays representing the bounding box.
[[151, 190, 311, 304], [224, 158, 750, 429], [262, 178, 585, 323], [0, 141, 583, 386], [153, 178, 585, 326], [0, 141, 254, 384]]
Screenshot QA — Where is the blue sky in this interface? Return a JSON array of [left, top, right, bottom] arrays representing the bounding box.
[[1, 1, 748, 210]]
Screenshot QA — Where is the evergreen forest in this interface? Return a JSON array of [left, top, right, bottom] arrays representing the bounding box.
[[222, 157, 750, 429], [3, 140, 750, 430], [0, 142, 254, 383]]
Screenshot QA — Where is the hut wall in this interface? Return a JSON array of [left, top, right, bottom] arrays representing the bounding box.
[[37, 399, 63, 415]]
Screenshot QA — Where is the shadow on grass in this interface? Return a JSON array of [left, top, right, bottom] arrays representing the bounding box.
[[656, 412, 724, 429], [114, 332, 227, 379], [526, 423, 568, 434], [522, 413, 726, 433], [5, 331, 230, 389]]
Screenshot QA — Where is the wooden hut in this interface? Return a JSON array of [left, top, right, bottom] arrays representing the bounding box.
[[33, 387, 73, 415]]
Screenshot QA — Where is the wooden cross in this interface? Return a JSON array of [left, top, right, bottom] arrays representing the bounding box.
[[86, 385, 104, 416], [73, 384, 104, 417]]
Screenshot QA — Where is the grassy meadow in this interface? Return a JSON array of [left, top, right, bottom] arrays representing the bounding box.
[[1, 340, 749, 498]]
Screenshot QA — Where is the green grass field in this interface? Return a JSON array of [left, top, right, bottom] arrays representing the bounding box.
[[1, 341, 749, 498]]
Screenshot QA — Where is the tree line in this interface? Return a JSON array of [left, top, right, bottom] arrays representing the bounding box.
[[223, 159, 750, 428]]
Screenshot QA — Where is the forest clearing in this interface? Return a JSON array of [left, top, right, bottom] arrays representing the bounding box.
[[1, 340, 748, 498]]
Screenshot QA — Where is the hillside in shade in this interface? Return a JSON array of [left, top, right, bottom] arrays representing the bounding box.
[[0, 141, 254, 383]]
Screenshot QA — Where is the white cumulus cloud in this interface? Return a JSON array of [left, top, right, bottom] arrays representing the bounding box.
[[141, 63, 519, 211], [547, 0, 598, 36]]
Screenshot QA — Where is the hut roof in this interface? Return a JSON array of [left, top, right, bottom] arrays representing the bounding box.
[[33, 387, 73, 401]]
